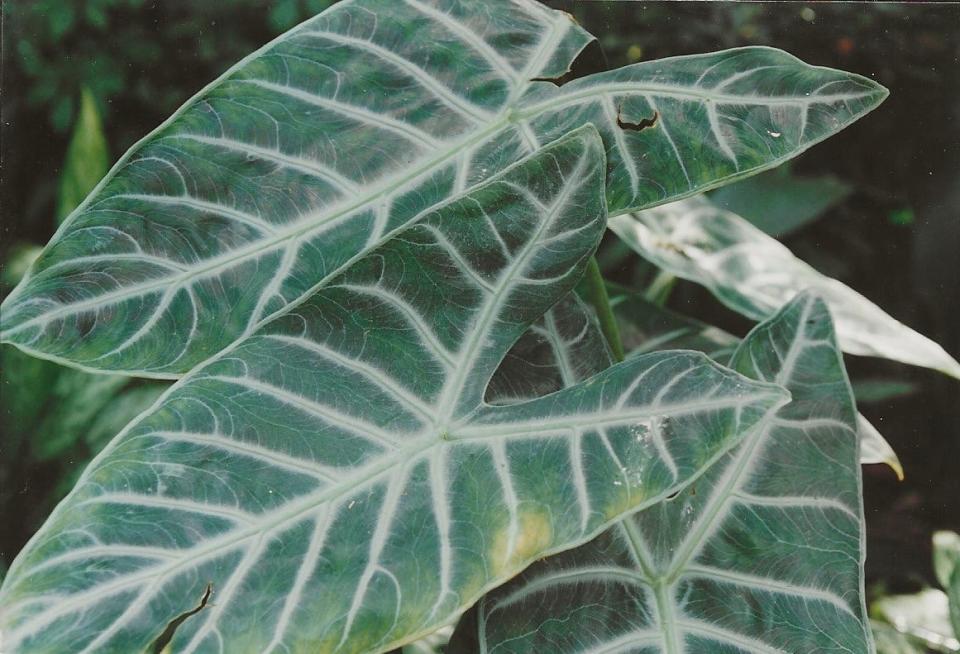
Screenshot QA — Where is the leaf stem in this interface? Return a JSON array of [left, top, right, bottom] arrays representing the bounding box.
[[583, 257, 625, 362]]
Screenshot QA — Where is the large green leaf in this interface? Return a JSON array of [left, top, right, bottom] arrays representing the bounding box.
[[611, 289, 901, 478], [455, 293, 873, 653], [0, 0, 887, 376], [610, 195, 960, 379], [0, 130, 787, 654]]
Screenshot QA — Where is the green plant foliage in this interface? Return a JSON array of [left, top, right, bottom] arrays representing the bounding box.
[[869, 531, 960, 653], [57, 88, 110, 224], [0, 245, 42, 289], [934, 532, 960, 591], [5, 0, 332, 133], [0, 129, 788, 653], [455, 293, 873, 652], [611, 289, 902, 479], [5, 2, 941, 653], [0, 0, 886, 376], [708, 164, 851, 237], [852, 378, 918, 404], [0, 345, 166, 549], [611, 195, 960, 378], [610, 287, 739, 361], [872, 620, 927, 654], [873, 589, 958, 653], [935, 532, 960, 638]]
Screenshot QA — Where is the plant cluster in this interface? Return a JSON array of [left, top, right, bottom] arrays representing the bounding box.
[[1, 1, 958, 653]]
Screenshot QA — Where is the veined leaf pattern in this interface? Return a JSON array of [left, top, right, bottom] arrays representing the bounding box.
[[490, 288, 900, 477], [0, 130, 787, 654], [610, 195, 960, 378], [0, 0, 887, 376], [456, 293, 873, 653]]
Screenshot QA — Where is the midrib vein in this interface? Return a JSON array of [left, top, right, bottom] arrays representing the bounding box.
[[620, 519, 681, 654]]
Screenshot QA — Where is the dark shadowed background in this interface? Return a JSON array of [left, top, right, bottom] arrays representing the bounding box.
[[2, 0, 958, 610]]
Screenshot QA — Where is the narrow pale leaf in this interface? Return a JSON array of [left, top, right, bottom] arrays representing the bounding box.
[[57, 88, 110, 224], [0, 0, 887, 376], [610, 195, 960, 378], [0, 130, 786, 654], [458, 293, 873, 653]]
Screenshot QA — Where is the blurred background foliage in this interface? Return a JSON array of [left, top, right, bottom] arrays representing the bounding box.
[[2, 2, 958, 648]]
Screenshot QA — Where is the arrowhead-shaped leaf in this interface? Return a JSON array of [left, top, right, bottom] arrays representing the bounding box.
[[610, 195, 960, 378], [458, 293, 873, 653], [492, 288, 901, 478], [0, 130, 787, 654], [0, 0, 887, 376]]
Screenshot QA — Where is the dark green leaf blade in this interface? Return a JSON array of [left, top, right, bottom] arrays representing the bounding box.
[[463, 293, 873, 653], [0, 1, 887, 377], [0, 130, 787, 654]]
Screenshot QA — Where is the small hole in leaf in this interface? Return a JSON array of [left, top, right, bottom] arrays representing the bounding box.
[[617, 109, 659, 132]]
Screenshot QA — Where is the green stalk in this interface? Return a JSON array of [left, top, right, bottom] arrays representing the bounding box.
[[583, 257, 625, 362]]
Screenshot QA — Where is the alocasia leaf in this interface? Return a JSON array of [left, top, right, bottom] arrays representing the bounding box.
[[613, 292, 902, 479], [0, 130, 787, 654], [610, 195, 960, 379], [0, 0, 887, 376], [454, 293, 873, 653]]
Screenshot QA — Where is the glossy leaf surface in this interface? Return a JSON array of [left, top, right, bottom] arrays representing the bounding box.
[[610, 290, 900, 477], [460, 293, 873, 653], [0, 131, 787, 654], [610, 196, 960, 378], [0, 0, 887, 376]]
